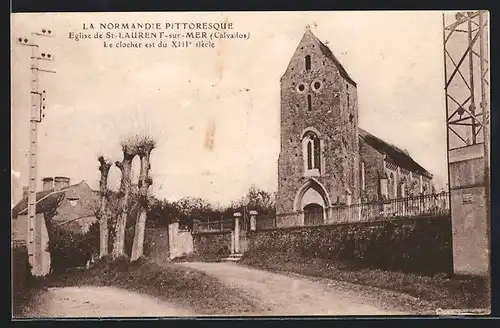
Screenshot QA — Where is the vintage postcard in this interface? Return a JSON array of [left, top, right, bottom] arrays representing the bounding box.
[[11, 11, 491, 318]]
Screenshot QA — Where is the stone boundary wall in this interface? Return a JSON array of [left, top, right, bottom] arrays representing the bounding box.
[[192, 230, 233, 256], [248, 215, 453, 275]]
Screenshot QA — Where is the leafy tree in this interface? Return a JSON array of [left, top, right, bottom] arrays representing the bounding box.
[[230, 185, 276, 216]]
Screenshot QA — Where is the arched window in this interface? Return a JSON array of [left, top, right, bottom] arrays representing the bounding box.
[[313, 137, 320, 169], [302, 131, 321, 175], [400, 177, 407, 198], [307, 141, 313, 169], [388, 173, 394, 199], [305, 55, 311, 71]]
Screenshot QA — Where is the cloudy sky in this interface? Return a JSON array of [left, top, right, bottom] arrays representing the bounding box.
[[11, 11, 452, 207]]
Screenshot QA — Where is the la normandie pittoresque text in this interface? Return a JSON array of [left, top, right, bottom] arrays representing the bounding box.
[[69, 22, 251, 49]]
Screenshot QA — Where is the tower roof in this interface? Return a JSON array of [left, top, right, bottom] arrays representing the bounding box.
[[302, 29, 357, 86]]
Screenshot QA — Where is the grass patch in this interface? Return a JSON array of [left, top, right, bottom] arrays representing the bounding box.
[[240, 251, 490, 311], [39, 256, 259, 315], [12, 282, 47, 318]]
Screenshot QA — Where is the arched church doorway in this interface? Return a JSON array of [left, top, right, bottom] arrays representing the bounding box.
[[294, 178, 331, 225], [303, 203, 324, 226]]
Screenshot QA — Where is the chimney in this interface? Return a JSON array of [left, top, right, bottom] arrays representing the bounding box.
[[54, 176, 70, 191], [42, 177, 54, 191], [22, 186, 29, 199]]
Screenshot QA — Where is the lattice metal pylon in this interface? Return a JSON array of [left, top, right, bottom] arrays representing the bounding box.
[[443, 10, 489, 151], [443, 10, 490, 277]]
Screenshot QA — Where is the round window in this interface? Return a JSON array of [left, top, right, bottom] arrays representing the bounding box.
[[311, 79, 323, 92], [296, 83, 307, 93]]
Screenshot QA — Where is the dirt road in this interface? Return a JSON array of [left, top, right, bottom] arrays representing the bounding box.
[[24, 286, 194, 318], [180, 262, 434, 316]]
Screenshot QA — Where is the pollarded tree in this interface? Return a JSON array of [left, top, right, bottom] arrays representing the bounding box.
[[113, 141, 138, 258], [131, 136, 156, 261], [97, 156, 112, 258]]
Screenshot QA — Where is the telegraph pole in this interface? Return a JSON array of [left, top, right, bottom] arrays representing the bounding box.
[[15, 29, 55, 276]]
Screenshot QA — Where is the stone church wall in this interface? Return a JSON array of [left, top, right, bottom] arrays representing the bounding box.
[[359, 138, 385, 202]]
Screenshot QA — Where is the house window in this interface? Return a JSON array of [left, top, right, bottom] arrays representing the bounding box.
[[305, 55, 311, 71], [307, 94, 312, 111], [68, 198, 79, 207]]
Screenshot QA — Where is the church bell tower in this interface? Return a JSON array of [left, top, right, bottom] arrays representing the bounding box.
[[276, 27, 360, 227]]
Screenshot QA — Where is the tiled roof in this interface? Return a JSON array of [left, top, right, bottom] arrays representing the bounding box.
[[359, 128, 433, 178], [12, 182, 82, 219]]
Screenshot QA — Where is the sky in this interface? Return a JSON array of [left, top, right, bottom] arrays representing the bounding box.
[[11, 11, 454, 207]]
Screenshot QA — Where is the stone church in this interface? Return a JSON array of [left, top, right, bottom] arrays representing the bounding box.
[[276, 28, 434, 227]]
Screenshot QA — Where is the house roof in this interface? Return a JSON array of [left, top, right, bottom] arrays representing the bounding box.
[[12, 181, 95, 219], [359, 128, 433, 179]]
